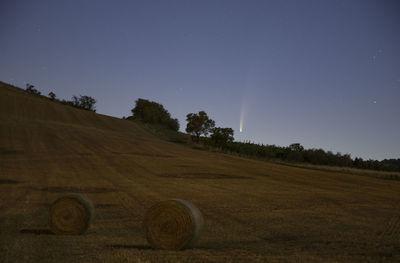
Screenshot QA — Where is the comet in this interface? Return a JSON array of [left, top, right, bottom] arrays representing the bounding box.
[[239, 74, 252, 133], [239, 100, 246, 133]]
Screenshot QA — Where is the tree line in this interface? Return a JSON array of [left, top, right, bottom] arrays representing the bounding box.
[[25, 83, 97, 112], [223, 141, 400, 172], [129, 98, 400, 172]]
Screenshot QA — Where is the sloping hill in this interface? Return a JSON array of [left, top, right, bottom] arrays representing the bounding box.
[[1, 81, 399, 263]]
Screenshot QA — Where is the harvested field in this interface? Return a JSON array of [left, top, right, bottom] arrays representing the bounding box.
[[1, 82, 400, 262], [156, 173, 249, 179], [40, 186, 118, 194], [20, 229, 55, 235], [0, 179, 20, 184]]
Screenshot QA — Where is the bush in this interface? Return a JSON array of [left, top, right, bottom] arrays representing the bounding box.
[[60, 95, 96, 112], [72, 95, 96, 112], [25, 83, 41, 95], [131, 98, 179, 131], [210, 127, 234, 148], [48, 92, 56, 100]]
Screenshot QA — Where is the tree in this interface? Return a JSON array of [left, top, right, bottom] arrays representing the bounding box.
[[286, 143, 304, 162], [185, 111, 215, 143], [289, 143, 304, 152], [72, 95, 97, 112], [210, 127, 234, 148], [131, 98, 179, 131], [48, 92, 56, 100], [163, 116, 180, 131], [353, 157, 364, 169], [25, 83, 41, 95]]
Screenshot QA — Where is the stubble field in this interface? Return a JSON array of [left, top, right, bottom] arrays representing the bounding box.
[[1, 82, 399, 262]]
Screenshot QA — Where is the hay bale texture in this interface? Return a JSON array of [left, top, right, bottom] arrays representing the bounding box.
[[143, 199, 204, 250], [48, 193, 94, 235]]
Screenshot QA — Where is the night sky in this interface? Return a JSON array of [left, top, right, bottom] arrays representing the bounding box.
[[1, 0, 399, 161]]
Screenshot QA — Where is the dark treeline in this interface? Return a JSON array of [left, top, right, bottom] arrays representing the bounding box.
[[182, 108, 400, 173], [24, 83, 97, 112], [217, 141, 400, 172], [60, 95, 97, 112]]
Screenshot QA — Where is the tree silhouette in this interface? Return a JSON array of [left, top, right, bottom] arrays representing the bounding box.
[[289, 143, 304, 152], [48, 92, 56, 100], [131, 98, 179, 131], [185, 111, 215, 143], [210, 127, 234, 148], [25, 83, 41, 95], [72, 95, 97, 112]]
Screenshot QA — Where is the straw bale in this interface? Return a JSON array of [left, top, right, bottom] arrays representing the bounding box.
[[143, 199, 204, 250]]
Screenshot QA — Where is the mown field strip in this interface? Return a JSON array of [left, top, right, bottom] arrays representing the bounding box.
[[1, 82, 400, 262]]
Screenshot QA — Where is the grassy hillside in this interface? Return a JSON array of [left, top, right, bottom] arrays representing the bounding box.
[[1, 82, 399, 262]]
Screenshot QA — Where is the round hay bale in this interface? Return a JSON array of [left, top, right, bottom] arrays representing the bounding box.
[[143, 199, 204, 250], [48, 193, 94, 235]]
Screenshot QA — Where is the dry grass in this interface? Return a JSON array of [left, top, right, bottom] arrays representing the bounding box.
[[274, 161, 400, 180], [1, 82, 400, 262]]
